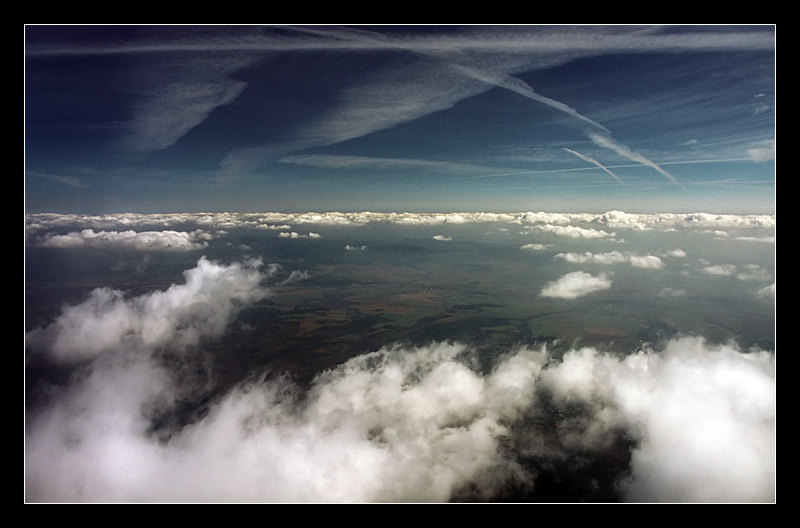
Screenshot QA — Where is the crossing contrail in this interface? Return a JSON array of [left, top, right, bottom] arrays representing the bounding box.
[[450, 64, 686, 189], [589, 133, 687, 189], [563, 148, 624, 185]]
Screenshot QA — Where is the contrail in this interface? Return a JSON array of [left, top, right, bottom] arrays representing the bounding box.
[[450, 64, 685, 189], [563, 148, 624, 185], [451, 64, 611, 134], [590, 133, 687, 189]]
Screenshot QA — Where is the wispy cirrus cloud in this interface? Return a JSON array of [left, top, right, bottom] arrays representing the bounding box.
[[27, 25, 773, 178], [209, 26, 772, 180], [27, 171, 91, 188], [121, 55, 255, 152], [279, 154, 495, 173]]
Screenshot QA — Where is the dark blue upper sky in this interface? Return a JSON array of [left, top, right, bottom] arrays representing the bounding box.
[[25, 25, 775, 214]]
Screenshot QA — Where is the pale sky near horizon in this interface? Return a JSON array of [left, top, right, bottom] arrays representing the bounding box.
[[25, 25, 775, 215]]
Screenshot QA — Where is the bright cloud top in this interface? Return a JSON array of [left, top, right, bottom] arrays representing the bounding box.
[[540, 271, 613, 299], [527, 224, 616, 239], [24, 211, 776, 234], [34, 229, 213, 251], [555, 251, 666, 269], [539, 339, 775, 502], [26, 257, 271, 363]]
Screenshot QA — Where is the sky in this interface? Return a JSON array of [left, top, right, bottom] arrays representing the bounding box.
[[24, 25, 775, 215]]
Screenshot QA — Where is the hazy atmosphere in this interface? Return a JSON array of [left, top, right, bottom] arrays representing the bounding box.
[[25, 25, 775, 503]]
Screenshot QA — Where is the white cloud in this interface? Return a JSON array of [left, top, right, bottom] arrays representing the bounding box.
[[756, 282, 775, 300], [555, 251, 627, 264], [24, 252, 775, 502], [26, 338, 546, 502], [520, 243, 549, 251], [628, 255, 665, 269], [25, 257, 272, 363], [702, 264, 738, 276], [736, 265, 773, 282], [25, 210, 776, 234], [747, 140, 775, 162], [539, 337, 775, 502], [540, 271, 613, 299], [26, 327, 775, 502], [278, 232, 322, 239], [530, 224, 615, 239], [554, 251, 665, 269], [35, 229, 212, 251]]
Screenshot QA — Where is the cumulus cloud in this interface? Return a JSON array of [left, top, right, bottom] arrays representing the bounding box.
[[521, 243, 550, 251], [278, 232, 322, 239], [628, 255, 666, 269], [24, 255, 775, 502], [555, 251, 627, 265], [26, 309, 775, 503], [24, 210, 776, 235], [539, 337, 775, 502], [540, 271, 613, 299], [554, 251, 665, 269], [25, 257, 272, 364], [702, 264, 738, 276], [756, 282, 775, 300], [529, 224, 615, 239], [34, 229, 212, 251]]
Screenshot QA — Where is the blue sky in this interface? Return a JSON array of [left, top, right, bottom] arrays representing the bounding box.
[[25, 25, 775, 215]]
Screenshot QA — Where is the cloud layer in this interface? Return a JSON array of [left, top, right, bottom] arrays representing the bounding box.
[[25, 210, 777, 235], [33, 229, 213, 251], [24, 220, 775, 502], [26, 274, 776, 502]]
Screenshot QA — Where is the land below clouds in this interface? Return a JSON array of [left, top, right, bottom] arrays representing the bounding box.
[[24, 211, 775, 502]]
